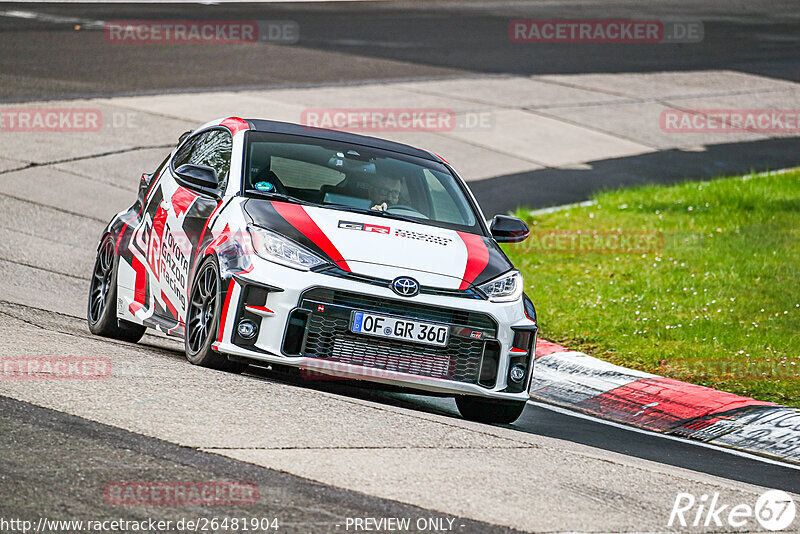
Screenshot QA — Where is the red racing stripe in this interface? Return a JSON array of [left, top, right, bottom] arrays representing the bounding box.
[[189, 201, 223, 291], [456, 231, 490, 290], [216, 279, 236, 344], [271, 202, 351, 271], [161, 290, 178, 319], [129, 255, 147, 315], [116, 171, 162, 254], [220, 117, 250, 135], [171, 187, 198, 218]]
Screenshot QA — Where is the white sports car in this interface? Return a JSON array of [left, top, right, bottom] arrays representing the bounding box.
[[88, 117, 537, 424]]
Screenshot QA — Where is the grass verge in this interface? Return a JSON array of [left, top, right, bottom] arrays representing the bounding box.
[[505, 169, 800, 407]]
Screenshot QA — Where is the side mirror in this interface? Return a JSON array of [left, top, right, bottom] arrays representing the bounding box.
[[490, 215, 529, 243], [175, 164, 220, 197]]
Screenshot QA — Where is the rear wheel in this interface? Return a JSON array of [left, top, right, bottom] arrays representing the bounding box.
[[456, 396, 526, 424], [87, 235, 146, 343], [185, 256, 247, 373]]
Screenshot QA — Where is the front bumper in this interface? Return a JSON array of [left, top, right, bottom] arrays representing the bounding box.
[[214, 259, 536, 401]]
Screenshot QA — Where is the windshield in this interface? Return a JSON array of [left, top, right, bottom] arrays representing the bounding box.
[[242, 131, 481, 232]]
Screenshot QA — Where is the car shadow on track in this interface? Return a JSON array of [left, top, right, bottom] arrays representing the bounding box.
[[235, 362, 800, 494]]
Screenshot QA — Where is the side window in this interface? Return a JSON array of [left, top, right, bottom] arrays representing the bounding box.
[[172, 129, 232, 187]]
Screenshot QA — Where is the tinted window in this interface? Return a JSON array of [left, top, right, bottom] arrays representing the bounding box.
[[243, 132, 480, 232]]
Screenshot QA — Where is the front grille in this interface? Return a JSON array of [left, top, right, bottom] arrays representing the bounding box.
[[301, 288, 497, 332], [294, 287, 498, 385]]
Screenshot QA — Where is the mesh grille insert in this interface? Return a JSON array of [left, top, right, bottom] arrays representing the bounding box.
[[295, 288, 496, 385]]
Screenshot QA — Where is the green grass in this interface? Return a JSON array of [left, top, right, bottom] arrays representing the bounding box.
[[504, 170, 800, 407]]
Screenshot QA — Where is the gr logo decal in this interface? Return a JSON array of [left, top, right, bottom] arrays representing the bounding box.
[[338, 220, 391, 234]]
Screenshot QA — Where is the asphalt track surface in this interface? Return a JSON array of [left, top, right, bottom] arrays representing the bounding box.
[[1, 0, 799, 102], [2, 0, 800, 213], [1, 1, 800, 532]]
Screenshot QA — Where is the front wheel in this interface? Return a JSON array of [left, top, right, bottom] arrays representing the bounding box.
[[185, 256, 247, 373], [87, 235, 146, 343], [456, 396, 527, 424]]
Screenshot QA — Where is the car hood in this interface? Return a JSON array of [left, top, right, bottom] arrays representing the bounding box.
[[243, 200, 513, 290]]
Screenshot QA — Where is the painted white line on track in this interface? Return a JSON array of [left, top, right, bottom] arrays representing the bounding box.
[[528, 400, 800, 472], [0, 9, 104, 28]]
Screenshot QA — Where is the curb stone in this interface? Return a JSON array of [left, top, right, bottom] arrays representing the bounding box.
[[531, 341, 800, 465]]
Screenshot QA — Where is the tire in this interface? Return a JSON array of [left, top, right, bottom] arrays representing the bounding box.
[[185, 256, 247, 373], [87, 235, 146, 343], [456, 396, 527, 424]]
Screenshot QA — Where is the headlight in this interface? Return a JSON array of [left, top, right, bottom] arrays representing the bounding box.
[[477, 271, 523, 302], [248, 226, 327, 271]]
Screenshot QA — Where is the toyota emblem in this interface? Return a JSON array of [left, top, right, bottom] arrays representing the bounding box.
[[391, 276, 420, 297]]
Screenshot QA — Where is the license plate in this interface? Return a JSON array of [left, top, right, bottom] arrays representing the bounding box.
[[350, 311, 449, 347]]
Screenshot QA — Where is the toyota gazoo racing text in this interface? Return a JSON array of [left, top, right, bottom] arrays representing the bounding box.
[[88, 117, 538, 424]]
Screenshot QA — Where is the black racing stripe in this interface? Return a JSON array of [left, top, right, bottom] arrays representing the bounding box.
[[242, 199, 338, 264], [472, 238, 514, 287]]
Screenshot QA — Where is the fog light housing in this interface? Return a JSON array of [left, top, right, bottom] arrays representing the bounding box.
[[237, 320, 258, 339], [509, 364, 526, 383]]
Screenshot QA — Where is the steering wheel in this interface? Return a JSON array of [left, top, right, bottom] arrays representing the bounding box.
[[387, 205, 429, 219]]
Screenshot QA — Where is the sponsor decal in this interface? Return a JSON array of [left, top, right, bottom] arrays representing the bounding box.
[[338, 220, 391, 234], [394, 228, 453, 246], [254, 181, 274, 192], [160, 223, 190, 312]]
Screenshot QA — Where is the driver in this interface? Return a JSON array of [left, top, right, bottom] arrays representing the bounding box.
[[369, 175, 402, 212]]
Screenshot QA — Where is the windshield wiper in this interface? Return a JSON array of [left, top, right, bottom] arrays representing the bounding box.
[[243, 189, 314, 206], [327, 205, 422, 225]]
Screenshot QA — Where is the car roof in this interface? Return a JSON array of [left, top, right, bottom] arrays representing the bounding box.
[[245, 119, 440, 162]]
